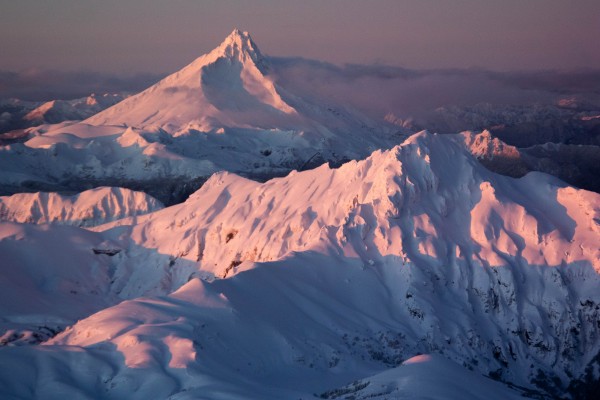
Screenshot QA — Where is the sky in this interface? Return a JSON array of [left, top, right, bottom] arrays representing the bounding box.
[[1, 0, 600, 75]]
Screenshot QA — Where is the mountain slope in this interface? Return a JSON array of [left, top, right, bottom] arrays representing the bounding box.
[[86, 29, 297, 132], [25, 94, 126, 125], [0, 222, 122, 346], [0, 131, 597, 398], [0, 187, 163, 227], [319, 354, 526, 400], [0, 94, 126, 138], [99, 130, 599, 278], [0, 30, 404, 203], [2, 247, 596, 398]]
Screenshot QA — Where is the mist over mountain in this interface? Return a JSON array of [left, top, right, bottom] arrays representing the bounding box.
[[3, 50, 599, 195], [3, 62, 599, 121]]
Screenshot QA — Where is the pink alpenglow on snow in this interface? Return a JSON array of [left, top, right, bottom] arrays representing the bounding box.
[[0, 187, 163, 227], [0, 27, 599, 400], [86, 30, 297, 132]]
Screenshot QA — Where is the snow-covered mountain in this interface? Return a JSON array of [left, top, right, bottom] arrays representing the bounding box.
[[0, 30, 404, 204], [1, 131, 598, 398], [460, 130, 530, 177], [1, 28, 599, 400], [460, 130, 600, 194], [0, 186, 163, 227], [86, 29, 296, 132], [421, 102, 600, 147], [0, 94, 126, 139], [24, 93, 126, 125]]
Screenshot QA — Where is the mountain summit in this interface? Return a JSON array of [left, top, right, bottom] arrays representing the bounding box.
[[0, 30, 403, 203], [207, 29, 266, 67], [85, 29, 296, 131]]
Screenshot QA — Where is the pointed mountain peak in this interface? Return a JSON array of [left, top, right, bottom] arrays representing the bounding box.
[[225, 28, 252, 43], [209, 28, 264, 65], [85, 27, 294, 130]]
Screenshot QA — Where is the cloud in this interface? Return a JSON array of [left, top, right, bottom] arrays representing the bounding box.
[[269, 57, 600, 122], [489, 70, 600, 97], [2, 60, 599, 125], [0, 69, 165, 101]]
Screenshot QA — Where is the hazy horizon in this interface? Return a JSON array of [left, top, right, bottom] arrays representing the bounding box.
[[2, 0, 599, 76], [2, 1, 600, 104]]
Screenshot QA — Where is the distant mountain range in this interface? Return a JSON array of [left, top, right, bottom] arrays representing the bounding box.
[[0, 30, 406, 205], [1, 30, 599, 197], [0, 93, 126, 140]]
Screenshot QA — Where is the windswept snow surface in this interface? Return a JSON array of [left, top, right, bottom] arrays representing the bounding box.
[[319, 354, 525, 399], [0, 30, 404, 203], [0, 131, 599, 398], [102, 130, 599, 277], [0, 222, 121, 346], [0, 187, 163, 227]]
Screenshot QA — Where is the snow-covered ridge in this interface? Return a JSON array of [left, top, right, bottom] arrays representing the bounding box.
[[0, 30, 404, 201], [0, 187, 163, 227], [0, 93, 126, 137], [101, 130, 599, 278], [1, 131, 599, 398]]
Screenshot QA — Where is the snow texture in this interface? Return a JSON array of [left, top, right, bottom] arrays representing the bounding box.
[[0, 30, 599, 400], [0, 130, 598, 398], [0, 30, 405, 203], [0, 187, 163, 227]]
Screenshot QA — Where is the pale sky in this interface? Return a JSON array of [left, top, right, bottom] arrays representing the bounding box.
[[1, 0, 599, 73]]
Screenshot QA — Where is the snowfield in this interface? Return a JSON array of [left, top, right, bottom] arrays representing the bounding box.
[[0, 30, 599, 399]]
